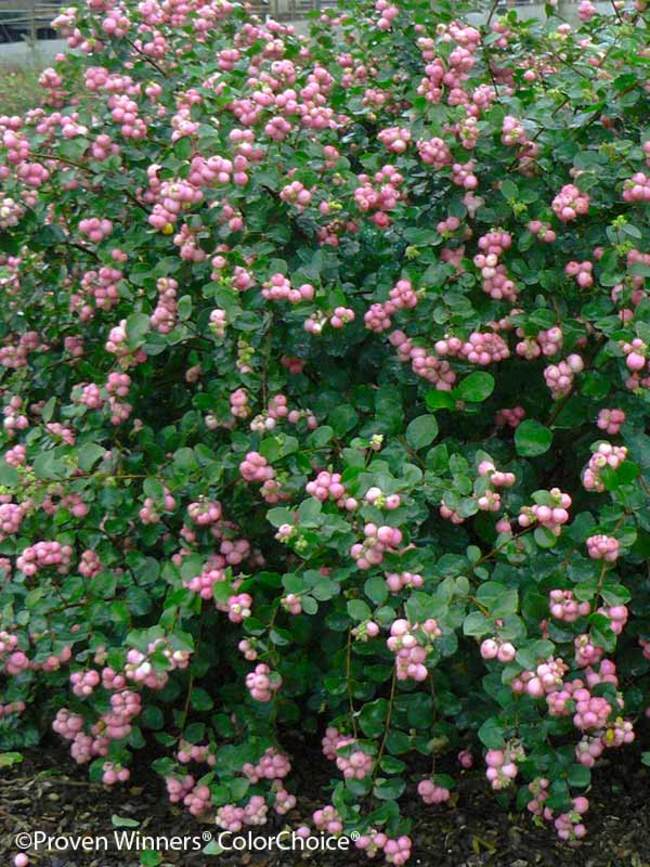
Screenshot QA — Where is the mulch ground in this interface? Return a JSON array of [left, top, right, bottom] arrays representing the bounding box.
[[1, 740, 649, 867]]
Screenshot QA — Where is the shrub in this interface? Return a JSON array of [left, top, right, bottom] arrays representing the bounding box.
[[0, 0, 649, 858]]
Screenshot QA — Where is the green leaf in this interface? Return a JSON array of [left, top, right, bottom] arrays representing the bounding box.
[[375, 386, 404, 434], [454, 372, 495, 403], [143, 478, 165, 500], [425, 390, 455, 411], [478, 717, 506, 749], [405, 591, 445, 623], [177, 295, 192, 320], [41, 396, 56, 423], [89, 571, 117, 599], [191, 688, 214, 711], [380, 755, 406, 774], [347, 599, 371, 621], [311, 578, 339, 601], [406, 415, 438, 449], [515, 420, 552, 457], [622, 223, 642, 240], [386, 730, 411, 755], [0, 461, 19, 487], [33, 451, 65, 480], [301, 595, 319, 615], [0, 752, 23, 768], [126, 312, 151, 346], [403, 227, 440, 245], [127, 587, 152, 616], [298, 497, 322, 527], [600, 582, 631, 606], [112, 815, 140, 828], [364, 575, 388, 606], [589, 612, 616, 652], [373, 777, 406, 800], [463, 611, 490, 637], [534, 526, 558, 549], [359, 698, 388, 737], [500, 179, 519, 200], [307, 425, 334, 448], [173, 447, 198, 471], [266, 507, 293, 528], [260, 434, 298, 462], [476, 582, 518, 617], [329, 404, 359, 436], [141, 706, 164, 730], [77, 442, 106, 472], [600, 460, 638, 490], [567, 764, 591, 788], [213, 582, 232, 606], [515, 639, 555, 670]]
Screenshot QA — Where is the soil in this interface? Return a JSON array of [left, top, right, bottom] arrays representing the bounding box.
[[1, 740, 649, 867]]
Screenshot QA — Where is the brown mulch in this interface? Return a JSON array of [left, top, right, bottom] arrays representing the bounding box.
[[1, 741, 650, 867]]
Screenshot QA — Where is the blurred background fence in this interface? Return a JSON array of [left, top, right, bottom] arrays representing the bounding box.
[[0, 1, 60, 43], [0, 0, 613, 64]]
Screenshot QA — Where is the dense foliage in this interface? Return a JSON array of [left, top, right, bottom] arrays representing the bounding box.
[[1, 0, 649, 860]]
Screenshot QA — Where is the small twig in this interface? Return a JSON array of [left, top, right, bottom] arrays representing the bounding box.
[[125, 37, 168, 77], [345, 628, 358, 738], [486, 0, 500, 28], [610, 0, 624, 23], [374, 669, 397, 771], [178, 610, 205, 732], [429, 672, 437, 776]]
